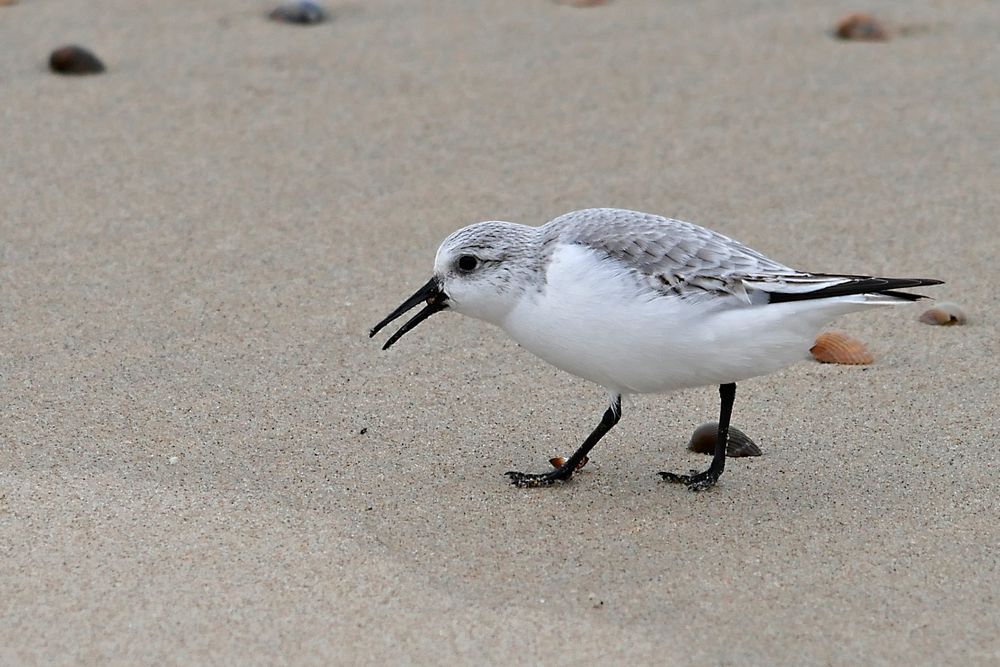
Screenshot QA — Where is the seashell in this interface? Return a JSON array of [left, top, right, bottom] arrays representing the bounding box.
[[834, 13, 889, 41], [549, 455, 589, 470], [48, 45, 105, 75], [269, 1, 327, 24], [918, 302, 967, 326], [687, 422, 761, 457], [810, 331, 874, 365]]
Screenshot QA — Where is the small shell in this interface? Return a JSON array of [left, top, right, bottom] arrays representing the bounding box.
[[269, 1, 327, 24], [49, 45, 105, 75], [810, 331, 874, 365], [687, 422, 761, 458], [549, 455, 589, 470], [555, 0, 609, 6], [834, 13, 889, 41], [918, 302, 967, 326]]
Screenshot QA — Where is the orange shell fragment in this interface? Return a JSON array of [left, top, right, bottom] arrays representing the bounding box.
[[549, 456, 589, 470], [810, 331, 874, 365]]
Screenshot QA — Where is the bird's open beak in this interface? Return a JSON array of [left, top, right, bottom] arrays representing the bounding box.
[[369, 277, 449, 350]]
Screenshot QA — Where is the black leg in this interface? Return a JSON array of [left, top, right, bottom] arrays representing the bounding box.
[[660, 383, 736, 491], [506, 395, 621, 488]]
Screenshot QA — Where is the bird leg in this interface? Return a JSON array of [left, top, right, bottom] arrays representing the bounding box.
[[506, 395, 621, 488], [660, 383, 736, 491]]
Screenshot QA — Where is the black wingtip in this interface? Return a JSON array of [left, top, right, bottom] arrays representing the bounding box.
[[877, 289, 933, 302], [769, 276, 944, 304]]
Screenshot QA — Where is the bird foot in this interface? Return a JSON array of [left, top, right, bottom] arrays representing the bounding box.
[[659, 468, 720, 492], [506, 455, 589, 487], [505, 468, 573, 488]]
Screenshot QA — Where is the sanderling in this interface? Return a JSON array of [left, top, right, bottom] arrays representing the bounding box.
[[370, 208, 942, 491]]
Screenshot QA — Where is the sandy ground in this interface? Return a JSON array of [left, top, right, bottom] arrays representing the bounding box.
[[1, 0, 998, 664]]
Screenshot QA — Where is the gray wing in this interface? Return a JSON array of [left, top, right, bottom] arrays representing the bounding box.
[[544, 208, 841, 304]]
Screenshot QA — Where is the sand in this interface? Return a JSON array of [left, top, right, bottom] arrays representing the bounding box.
[[1, 0, 998, 664]]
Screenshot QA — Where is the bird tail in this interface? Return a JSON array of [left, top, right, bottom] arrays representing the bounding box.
[[765, 276, 943, 304]]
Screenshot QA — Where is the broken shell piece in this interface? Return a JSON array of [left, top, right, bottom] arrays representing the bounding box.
[[834, 13, 889, 41], [810, 331, 874, 365], [918, 302, 967, 326], [549, 455, 589, 470], [269, 1, 326, 24], [687, 422, 762, 457], [554, 0, 610, 7]]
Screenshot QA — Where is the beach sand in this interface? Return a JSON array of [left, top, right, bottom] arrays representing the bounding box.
[[1, 0, 998, 663]]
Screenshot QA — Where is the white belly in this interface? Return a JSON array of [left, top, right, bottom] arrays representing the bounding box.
[[501, 245, 873, 394]]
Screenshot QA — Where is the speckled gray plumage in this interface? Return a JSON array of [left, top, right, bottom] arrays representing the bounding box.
[[545, 208, 793, 275], [542, 208, 816, 303]]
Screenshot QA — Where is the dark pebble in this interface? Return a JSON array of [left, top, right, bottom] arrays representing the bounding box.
[[269, 1, 327, 25], [687, 422, 762, 457], [49, 45, 105, 75], [834, 13, 889, 41]]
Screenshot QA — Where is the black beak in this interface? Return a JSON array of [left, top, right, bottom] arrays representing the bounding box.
[[369, 277, 448, 350]]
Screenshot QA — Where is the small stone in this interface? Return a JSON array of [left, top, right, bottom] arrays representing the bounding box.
[[834, 13, 889, 41], [49, 45, 105, 75], [168, 456, 179, 465], [687, 422, 761, 457], [269, 1, 327, 25]]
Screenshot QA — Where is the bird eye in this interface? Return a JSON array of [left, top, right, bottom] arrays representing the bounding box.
[[457, 255, 479, 272]]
